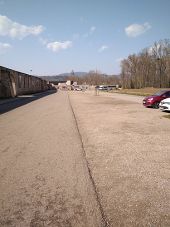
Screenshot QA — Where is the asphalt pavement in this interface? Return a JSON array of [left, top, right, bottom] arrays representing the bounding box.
[[1, 89, 170, 227], [0, 90, 104, 227]]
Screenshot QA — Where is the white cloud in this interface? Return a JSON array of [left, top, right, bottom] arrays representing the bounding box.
[[0, 42, 11, 54], [98, 45, 108, 53], [125, 22, 151, 37], [0, 15, 44, 39], [148, 46, 154, 55], [148, 43, 160, 55], [46, 41, 72, 52], [90, 26, 96, 33]]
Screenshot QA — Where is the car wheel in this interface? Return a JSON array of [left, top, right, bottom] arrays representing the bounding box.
[[153, 102, 160, 109]]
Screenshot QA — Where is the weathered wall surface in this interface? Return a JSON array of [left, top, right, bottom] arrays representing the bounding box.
[[0, 66, 49, 98]]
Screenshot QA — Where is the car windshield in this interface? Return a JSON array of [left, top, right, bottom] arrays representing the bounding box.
[[153, 90, 167, 96]]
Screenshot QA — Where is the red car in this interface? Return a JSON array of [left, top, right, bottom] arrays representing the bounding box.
[[143, 90, 170, 108]]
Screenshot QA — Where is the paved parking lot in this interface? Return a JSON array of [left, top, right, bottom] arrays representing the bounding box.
[[69, 90, 170, 227], [0, 90, 169, 227]]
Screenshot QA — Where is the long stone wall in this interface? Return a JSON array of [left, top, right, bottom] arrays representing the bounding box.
[[0, 66, 49, 98]]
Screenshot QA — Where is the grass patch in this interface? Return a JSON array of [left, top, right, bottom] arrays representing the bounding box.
[[111, 87, 170, 96]]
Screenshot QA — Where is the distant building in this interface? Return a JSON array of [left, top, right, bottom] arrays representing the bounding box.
[[58, 80, 73, 90], [66, 80, 71, 86]]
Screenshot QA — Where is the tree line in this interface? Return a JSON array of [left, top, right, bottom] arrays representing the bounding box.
[[121, 39, 170, 89], [67, 70, 120, 86]]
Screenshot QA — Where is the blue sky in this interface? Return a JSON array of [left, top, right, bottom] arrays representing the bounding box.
[[0, 0, 170, 75]]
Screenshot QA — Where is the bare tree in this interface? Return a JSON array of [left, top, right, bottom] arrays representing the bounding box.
[[121, 39, 170, 88]]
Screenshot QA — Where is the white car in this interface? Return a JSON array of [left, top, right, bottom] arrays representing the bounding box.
[[73, 86, 82, 91], [159, 98, 170, 111]]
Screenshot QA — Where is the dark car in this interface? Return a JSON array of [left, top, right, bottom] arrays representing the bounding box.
[[143, 90, 170, 108]]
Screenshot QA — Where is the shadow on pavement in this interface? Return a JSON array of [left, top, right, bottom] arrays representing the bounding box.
[[0, 90, 57, 115]]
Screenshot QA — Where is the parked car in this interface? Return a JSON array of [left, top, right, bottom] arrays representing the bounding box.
[[75, 87, 82, 91], [159, 98, 170, 111], [73, 86, 82, 91], [143, 90, 170, 108], [98, 85, 108, 91]]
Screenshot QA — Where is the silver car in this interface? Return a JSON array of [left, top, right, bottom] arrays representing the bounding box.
[[159, 98, 170, 111]]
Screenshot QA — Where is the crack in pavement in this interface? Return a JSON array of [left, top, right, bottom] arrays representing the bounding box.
[[68, 92, 110, 227]]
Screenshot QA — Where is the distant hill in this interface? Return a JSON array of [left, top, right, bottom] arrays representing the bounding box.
[[39, 72, 120, 82], [39, 75, 67, 82], [58, 72, 87, 77], [39, 72, 87, 81]]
